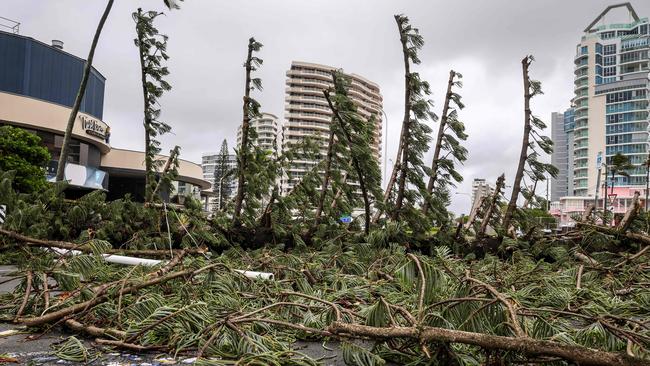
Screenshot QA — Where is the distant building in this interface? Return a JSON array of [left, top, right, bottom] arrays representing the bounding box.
[[201, 152, 236, 211], [237, 112, 280, 153], [551, 109, 575, 201], [470, 178, 493, 208], [280, 61, 383, 195]]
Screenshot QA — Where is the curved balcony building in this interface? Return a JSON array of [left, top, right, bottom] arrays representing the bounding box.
[[568, 3, 649, 197], [281, 61, 383, 194]]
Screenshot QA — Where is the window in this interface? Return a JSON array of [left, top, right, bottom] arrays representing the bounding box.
[[601, 31, 616, 40], [641, 24, 649, 35], [595, 54, 603, 65], [604, 44, 617, 55], [581, 46, 588, 55], [607, 111, 648, 124], [603, 66, 616, 76], [604, 55, 616, 66], [620, 50, 648, 63], [596, 43, 603, 54], [606, 89, 647, 103]]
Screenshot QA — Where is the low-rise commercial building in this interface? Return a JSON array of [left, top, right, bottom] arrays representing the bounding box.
[[0, 30, 210, 201]]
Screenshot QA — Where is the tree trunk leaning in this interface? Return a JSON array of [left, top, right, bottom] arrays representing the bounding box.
[[502, 56, 532, 232], [56, 0, 114, 181]]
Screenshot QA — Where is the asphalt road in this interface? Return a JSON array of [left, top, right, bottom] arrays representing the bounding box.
[[0, 265, 360, 365]]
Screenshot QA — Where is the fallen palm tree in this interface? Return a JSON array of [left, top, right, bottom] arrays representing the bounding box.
[[1, 233, 649, 365]]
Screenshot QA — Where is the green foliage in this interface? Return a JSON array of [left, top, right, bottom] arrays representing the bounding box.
[[0, 126, 50, 193], [425, 70, 468, 228], [53, 336, 94, 362], [327, 72, 384, 234], [133, 8, 174, 203], [0, 171, 227, 251], [213, 139, 234, 212], [233, 37, 265, 224], [390, 15, 436, 235]]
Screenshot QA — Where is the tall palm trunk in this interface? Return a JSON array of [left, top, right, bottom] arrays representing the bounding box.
[[55, 0, 114, 181], [233, 40, 255, 224], [423, 70, 455, 215], [502, 57, 532, 231], [391, 20, 413, 219], [135, 9, 155, 203]]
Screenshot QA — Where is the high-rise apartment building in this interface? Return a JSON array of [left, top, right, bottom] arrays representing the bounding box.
[[550, 4, 650, 227], [551, 109, 575, 201], [237, 112, 280, 153], [281, 61, 383, 194], [470, 178, 493, 207], [571, 3, 649, 197], [201, 152, 236, 211]]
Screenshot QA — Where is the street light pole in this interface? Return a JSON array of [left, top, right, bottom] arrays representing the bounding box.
[[379, 109, 389, 188]]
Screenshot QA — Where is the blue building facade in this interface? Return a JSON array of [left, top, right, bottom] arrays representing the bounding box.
[[0, 30, 105, 119]]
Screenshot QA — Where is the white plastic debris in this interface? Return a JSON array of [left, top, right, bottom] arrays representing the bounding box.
[[233, 269, 274, 280], [46, 247, 274, 280]]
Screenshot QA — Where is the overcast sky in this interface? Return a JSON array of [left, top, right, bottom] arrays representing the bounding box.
[[5, 0, 650, 214]]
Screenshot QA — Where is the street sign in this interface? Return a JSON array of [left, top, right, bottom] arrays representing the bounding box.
[[340, 215, 352, 224]]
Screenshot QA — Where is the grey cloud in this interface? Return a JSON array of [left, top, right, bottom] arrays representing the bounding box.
[[4, 0, 650, 214]]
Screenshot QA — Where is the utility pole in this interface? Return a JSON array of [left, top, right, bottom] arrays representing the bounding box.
[[546, 176, 550, 211], [594, 151, 602, 218], [603, 160, 608, 224], [643, 150, 650, 212]]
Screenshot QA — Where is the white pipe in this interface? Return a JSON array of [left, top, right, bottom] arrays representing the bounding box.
[[234, 270, 274, 280], [48, 248, 162, 266], [46, 248, 274, 280]]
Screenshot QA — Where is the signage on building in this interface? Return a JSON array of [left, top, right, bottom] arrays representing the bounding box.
[[79, 115, 109, 141], [596, 151, 603, 169]]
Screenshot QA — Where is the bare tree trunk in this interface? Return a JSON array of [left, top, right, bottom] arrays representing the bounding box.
[[465, 196, 484, 230], [478, 174, 505, 239], [391, 18, 413, 219], [233, 40, 256, 224], [328, 322, 647, 366], [503, 56, 532, 232], [56, 0, 114, 181], [259, 185, 278, 228], [151, 146, 179, 199], [619, 191, 640, 232], [324, 89, 371, 235], [312, 125, 336, 230], [423, 70, 455, 215]]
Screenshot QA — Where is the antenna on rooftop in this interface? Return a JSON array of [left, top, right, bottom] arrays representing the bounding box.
[[0, 16, 20, 34]]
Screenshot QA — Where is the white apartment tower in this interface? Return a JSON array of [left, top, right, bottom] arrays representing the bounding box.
[[281, 61, 383, 194], [470, 178, 493, 208], [201, 152, 236, 211], [237, 112, 280, 153], [572, 3, 650, 197]]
